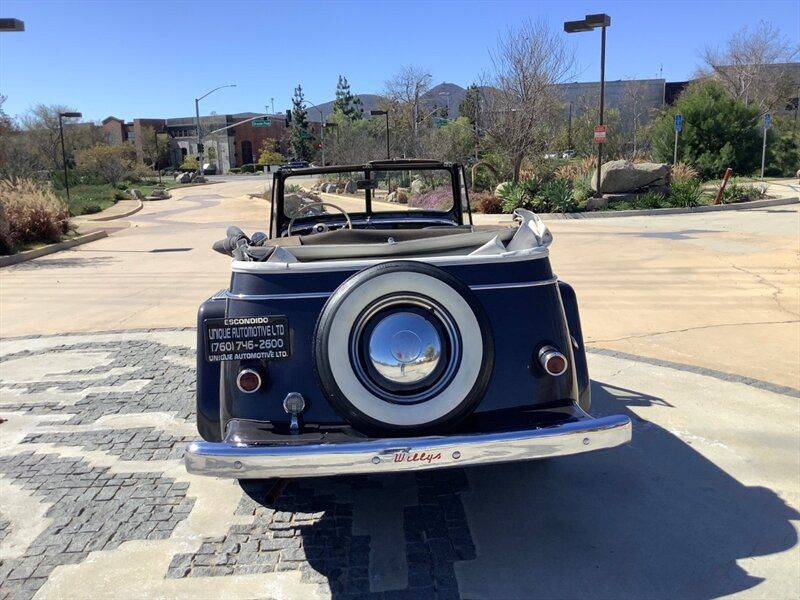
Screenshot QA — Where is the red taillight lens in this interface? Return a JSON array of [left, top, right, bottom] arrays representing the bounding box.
[[538, 346, 568, 376], [236, 368, 262, 393]]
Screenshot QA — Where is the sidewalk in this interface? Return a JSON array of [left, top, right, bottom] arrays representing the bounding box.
[[71, 199, 142, 233]]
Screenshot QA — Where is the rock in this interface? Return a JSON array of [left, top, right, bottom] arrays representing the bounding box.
[[149, 187, 170, 199], [591, 160, 671, 193], [343, 180, 356, 194], [494, 182, 512, 197], [396, 190, 408, 204], [387, 191, 397, 203], [586, 197, 609, 211], [175, 172, 191, 184], [129, 189, 145, 200], [410, 178, 425, 194]]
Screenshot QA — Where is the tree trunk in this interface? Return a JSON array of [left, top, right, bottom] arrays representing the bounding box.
[[512, 154, 523, 182]]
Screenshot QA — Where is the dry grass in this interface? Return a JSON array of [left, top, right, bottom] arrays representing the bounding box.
[[556, 157, 596, 183], [671, 162, 699, 183], [0, 178, 71, 255]]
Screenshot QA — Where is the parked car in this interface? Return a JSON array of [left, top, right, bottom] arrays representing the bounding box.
[[562, 149, 577, 159], [185, 159, 631, 480], [283, 160, 310, 169]]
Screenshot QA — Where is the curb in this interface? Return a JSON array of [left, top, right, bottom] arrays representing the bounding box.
[[0, 230, 108, 268], [88, 199, 143, 222], [535, 196, 799, 220]]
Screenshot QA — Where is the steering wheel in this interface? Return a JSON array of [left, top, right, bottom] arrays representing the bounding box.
[[287, 201, 352, 236]]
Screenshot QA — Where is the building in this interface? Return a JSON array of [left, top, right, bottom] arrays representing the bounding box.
[[103, 111, 322, 173]]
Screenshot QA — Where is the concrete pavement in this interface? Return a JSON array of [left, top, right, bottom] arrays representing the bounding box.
[[0, 177, 798, 599]]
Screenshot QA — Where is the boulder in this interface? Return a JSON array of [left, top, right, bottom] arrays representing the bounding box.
[[343, 180, 357, 194], [494, 182, 512, 197], [175, 172, 191, 183], [591, 160, 670, 193], [387, 191, 397, 203], [324, 182, 337, 193], [149, 187, 170, 199], [410, 178, 425, 194], [585, 196, 609, 211], [129, 189, 145, 200]]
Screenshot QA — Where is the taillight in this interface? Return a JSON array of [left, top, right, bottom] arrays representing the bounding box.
[[538, 346, 568, 376], [236, 368, 262, 393]]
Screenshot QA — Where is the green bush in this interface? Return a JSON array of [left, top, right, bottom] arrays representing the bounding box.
[[0, 178, 71, 254], [669, 180, 704, 207], [115, 182, 128, 191], [542, 178, 577, 213], [650, 80, 761, 180], [113, 190, 130, 201], [228, 168, 241, 174], [573, 175, 593, 203], [719, 179, 768, 203], [498, 182, 532, 213], [632, 191, 667, 210]]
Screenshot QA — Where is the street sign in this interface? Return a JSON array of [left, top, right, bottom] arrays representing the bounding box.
[[434, 118, 449, 127], [674, 114, 682, 132], [253, 119, 272, 127], [593, 125, 607, 143], [764, 112, 771, 129]]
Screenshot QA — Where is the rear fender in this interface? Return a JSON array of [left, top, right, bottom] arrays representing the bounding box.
[[196, 294, 226, 441], [558, 281, 591, 411]]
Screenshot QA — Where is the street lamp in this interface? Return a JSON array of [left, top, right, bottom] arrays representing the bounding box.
[[564, 13, 610, 197], [370, 110, 390, 159], [195, 84, 236, 179], [58, 111, 81, 201]]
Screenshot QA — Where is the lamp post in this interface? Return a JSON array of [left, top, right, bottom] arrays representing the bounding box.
[[564, 13, 610, 197], [195, 84, 236, 179], [58, 111, 81, 201], [370, 110, 390, 159]]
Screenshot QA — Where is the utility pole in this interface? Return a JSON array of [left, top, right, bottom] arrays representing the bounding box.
[[271, 98, 275, 115], [567, 101, 573, 150], [474, 90, 479, 160], [761, 112, 771, 179]]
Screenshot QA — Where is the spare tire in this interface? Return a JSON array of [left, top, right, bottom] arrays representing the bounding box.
[[314, 261, 494, 435]]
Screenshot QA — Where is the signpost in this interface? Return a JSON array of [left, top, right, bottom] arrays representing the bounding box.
[[673, 114, 682, 165], [593, 125, 606, 143], [761, 112, 770, 179], [253, 119, 272, 127]]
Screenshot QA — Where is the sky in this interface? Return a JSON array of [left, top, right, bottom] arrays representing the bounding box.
[[1, 0, 798, 122]]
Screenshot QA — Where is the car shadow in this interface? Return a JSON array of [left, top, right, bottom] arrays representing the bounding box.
[[237, 380, 798, 599]]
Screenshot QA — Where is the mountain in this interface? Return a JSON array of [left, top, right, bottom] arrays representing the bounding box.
[[307, 82, 470, 122]]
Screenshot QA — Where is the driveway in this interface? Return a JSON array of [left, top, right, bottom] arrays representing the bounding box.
[[0, 179, 798, 599]]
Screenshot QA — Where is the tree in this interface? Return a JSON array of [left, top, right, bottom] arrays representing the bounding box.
[[483, 20, 575, 180], [19, 105, 104, 175], [78, 143, 136, 186], [139, 127, 171, 170], [385, 66, 432, 156], [701, 21, 799, 112], [420, 117, 476, 163], [650, 80, 761, 179], [257, 138, 284, 165], [459, 84, 482, 128], [333, 76, 363, 121], [620, 79, 655, 157], [290, 85, 313, 161]]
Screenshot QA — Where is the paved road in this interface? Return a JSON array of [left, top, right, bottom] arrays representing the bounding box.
[[0, 179, 798, 599]]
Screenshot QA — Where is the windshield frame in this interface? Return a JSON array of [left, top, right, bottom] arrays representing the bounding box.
[[269, 160, 466, 238]]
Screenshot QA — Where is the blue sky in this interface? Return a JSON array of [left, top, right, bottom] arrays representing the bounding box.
[[1, 0, 798, 122]]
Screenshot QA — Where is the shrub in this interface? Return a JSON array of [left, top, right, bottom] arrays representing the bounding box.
[[0, 178, 71, 254], [719, 178, 769, 203], [671, 162, 698, 183], [179, 155, 198, 171], [228, 168, 241, 174], [669, 179, 704, 207], [542, 178, 577, 213], [113, 190, 131, 201], [408, 188, 453, 211], [115, 182, 129, 191], [476, 194, 503, 214], [240, 163, 258, 174], [632, 191, 667, 210], [573, 175, 593, 203], [498, 182, 532, 213]]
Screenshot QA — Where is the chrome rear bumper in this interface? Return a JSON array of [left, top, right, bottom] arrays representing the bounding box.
[[184, 414, 631, 479]]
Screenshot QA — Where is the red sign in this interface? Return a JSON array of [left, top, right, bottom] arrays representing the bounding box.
[[594, 125, 607, 143]]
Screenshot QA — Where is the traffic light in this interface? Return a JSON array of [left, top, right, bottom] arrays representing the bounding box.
[[197, 143, 204, 153], [285, 110, 292, 127]]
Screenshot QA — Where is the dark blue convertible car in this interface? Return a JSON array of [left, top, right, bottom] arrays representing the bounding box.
[[185, 159, 631, 479]]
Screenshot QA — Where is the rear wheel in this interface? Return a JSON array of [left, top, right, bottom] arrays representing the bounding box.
[[314, 261, 494, 435]]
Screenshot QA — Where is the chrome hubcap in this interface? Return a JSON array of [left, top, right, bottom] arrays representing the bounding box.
[[369, 312, 442, 384]]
